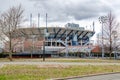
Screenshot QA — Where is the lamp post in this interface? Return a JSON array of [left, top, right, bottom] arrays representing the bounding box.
[[114, 35, 117, 59], [112, 31, 117, 59], [99, 16, 108, 58]]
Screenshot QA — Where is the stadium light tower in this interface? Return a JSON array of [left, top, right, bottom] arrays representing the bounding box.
[[30, 13, 32, 27], [99, 16, 108, 58], [38, 13, 40, 27]]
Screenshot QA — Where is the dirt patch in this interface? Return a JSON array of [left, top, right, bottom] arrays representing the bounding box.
[[37, 64, 70, 68]]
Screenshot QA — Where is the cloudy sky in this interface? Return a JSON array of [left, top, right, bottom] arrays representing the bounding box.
[[0, 0, 120, 40]]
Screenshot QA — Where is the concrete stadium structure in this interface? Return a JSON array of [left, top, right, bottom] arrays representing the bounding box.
[[5, 23, 95, 58]]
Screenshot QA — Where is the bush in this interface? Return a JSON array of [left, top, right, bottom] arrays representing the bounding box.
[[0, 52, 9, 58]]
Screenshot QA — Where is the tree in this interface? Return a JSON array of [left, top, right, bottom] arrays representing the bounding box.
[[102, 11, 120, 59], [0, 5, 24, 61]]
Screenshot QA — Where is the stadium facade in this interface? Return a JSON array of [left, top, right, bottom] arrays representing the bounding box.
[[4, 23, 95, 58]]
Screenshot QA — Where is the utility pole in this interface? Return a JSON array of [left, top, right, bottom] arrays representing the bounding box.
[[65, 30, 68, 58]]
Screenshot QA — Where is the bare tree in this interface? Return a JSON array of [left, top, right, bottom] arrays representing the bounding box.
[[0, 5, 24, 61], [103, 11, 120, 59]]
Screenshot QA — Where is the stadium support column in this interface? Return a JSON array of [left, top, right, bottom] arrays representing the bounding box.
[[51, 39, 52, 46], [71, 40, 72, 46], [93, 21, 95, 32], [43, 40, 45, 61], [81, 40, 82, 46], [88, 35, 91, 58]]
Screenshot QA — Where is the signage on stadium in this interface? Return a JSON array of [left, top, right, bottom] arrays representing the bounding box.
[[65, 23, 84, 30]]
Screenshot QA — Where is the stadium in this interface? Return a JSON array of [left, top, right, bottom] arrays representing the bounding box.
[[4, 23, 95, 58]]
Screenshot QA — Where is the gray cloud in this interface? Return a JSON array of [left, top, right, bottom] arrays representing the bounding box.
[[0, 0, 116, 23], [30, 0, 111, 22]]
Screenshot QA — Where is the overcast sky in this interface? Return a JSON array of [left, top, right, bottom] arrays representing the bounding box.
[[1, 0, 120, 26], [0, 0, 120, 40]]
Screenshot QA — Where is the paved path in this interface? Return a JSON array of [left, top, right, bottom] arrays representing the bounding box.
[[68, 73, 120, 80], [0, 62, 120, 68], [1, 62, 120, 66]]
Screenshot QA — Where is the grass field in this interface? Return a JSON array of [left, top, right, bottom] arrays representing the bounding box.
[[0, 64, 120, 80]]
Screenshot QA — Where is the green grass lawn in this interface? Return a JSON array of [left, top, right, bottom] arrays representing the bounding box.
[[0, 65, 120, 80]]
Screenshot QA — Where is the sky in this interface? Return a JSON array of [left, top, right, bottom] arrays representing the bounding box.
[[0, 0, 120, 42]]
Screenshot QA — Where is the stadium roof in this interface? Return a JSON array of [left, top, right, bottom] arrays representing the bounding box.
[[10, 27, 95, 41]]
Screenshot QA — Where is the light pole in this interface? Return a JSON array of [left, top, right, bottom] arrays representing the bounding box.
[[114, 35, 117, 59], [112, 31, 117, 59], [99, 16, 108, 58]]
